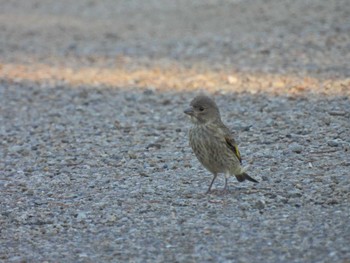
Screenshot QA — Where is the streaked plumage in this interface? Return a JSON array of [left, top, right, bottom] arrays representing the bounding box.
[[184, 95, 258, 193]]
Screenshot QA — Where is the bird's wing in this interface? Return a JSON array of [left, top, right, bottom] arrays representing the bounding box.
[[216, 121, 242, 164], [224, 134, 242, 164]]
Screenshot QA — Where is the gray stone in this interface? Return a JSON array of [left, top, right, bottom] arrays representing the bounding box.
[[328, 140, 339, 147], [290, 143, 303, 153]]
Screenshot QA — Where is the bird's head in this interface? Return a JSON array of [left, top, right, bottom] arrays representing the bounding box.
[[184, 95, 221, 124]]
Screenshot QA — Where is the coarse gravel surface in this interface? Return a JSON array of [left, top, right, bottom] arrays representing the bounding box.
[[1, 0, 350, 263]]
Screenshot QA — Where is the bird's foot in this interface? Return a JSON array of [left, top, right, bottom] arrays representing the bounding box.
[[220, 186, 230, 195]]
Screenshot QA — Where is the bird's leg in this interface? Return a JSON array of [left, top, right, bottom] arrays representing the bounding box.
[[224, 178, 229, 190], [222, 172, 230, 194], [206, 173, 218, 194]]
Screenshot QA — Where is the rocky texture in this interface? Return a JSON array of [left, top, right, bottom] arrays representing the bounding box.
[[0, 0, 350, 262]]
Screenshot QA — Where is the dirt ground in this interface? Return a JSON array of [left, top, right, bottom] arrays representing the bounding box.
[[1, 0, 349, 262]]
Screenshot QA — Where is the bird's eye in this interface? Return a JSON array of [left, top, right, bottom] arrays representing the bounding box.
[[199, 107, 204, 112]]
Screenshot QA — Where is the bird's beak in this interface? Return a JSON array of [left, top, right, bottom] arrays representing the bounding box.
[[184, 107, 194, 116]]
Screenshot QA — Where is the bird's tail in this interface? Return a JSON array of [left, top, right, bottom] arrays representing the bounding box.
[[236, 172, 258, 183]]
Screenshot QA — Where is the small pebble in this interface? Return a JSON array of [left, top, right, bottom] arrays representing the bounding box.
[[254, 200, 265, 210], [77, 212, 87, 221], [328, 140, 339, 147], [328, 111, 346, 116], [290, 143, 303, 153]]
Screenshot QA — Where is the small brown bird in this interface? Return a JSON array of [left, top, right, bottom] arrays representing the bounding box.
[[184, 95, 258, 193]]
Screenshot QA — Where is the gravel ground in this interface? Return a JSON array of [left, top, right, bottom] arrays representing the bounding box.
[[1, 0, 350, 262]]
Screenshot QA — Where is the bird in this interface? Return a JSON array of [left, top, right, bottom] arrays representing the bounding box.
[[184, 95, 258, 193]]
